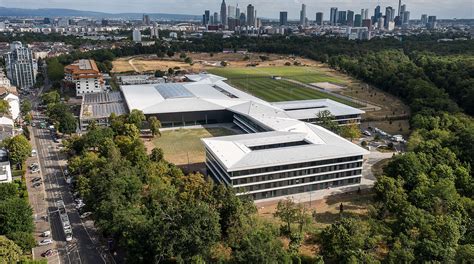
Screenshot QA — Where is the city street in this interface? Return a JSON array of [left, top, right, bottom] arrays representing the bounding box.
[[30, 113, 108, 264]]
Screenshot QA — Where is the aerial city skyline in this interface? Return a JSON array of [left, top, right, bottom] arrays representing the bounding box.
[[1, 0, 473, 19]]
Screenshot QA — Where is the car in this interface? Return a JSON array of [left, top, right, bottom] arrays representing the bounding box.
[[31, 177, 42, 183], [41, 249, 53, 257], [74, 198, 83, 204], [29, 163, 39, 169], [362, 130, 372, 136], [32, 182, 42, 188], [41, 230, 51, 237], [80, 212, 92, 219], [31, 167, 40, 173], [75, 202, 85, 210], [38, 239, 53, 246], [31, 149, 37, 157], [65, 233, 73, 242]]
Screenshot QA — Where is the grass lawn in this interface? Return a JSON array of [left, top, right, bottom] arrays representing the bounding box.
[[209, 66, 346, 84], [151, 127, 236, 166], [208, 67, 359, 106]]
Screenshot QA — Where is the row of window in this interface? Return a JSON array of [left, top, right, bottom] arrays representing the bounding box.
[[230, 155, 363, 176], [236, 169, 362, 192], [232, 162, 362, 184], [247, 177, 362, 200]]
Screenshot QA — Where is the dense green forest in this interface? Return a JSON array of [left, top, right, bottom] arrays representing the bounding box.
[[31, 32, 474, 262]]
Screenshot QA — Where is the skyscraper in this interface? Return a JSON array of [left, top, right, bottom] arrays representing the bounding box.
[[239, 12, 246, 26], [214, 12, 219, 24], [330, 7, 338, 25], [316, 12, 323, 26], [142, 14, 150, 25], [247, 4, 255, 27], [398, 0, 402, 17], [5, 41, 36, 89], [427, 16, 437, 29], [236, 5, 240, 19], [204, 10, 210, 25], [228, 5, 236, 19], [421, 14, 428, 25], [347, 10, 355, 26], [385, 6, 394, 27], [402, 11, 410, 25], [300, 4, 307, 27], [337, 11, 347, 25], [364, 9, 369, 20], [354, 14, 362, 27], [374, 6, 381, 23], [220, 0, 227, 26], [280, 12, 288, 26]]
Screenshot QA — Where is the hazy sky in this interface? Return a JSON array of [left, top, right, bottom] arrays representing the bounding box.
[[2, 0, 473, 19]]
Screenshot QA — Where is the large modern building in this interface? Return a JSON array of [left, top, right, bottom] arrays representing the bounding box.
[[79, 91, 127, 130], [120, 74, 368, 200], [280, 12, 288, 26], [5, 42, 37, 89], [64, 59, 105, 96]]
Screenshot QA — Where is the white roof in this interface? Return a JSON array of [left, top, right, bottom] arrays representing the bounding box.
[[0, 117, 14, 126], [121, 74, 368, 171], [271, 99, 364, 119]]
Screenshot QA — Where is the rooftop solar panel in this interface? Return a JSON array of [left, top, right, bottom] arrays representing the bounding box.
[[156, 84, 194, 99]]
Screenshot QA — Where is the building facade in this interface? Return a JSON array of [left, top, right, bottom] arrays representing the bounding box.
[[5, 42, 37, 89], [64, 59, 105, 96]]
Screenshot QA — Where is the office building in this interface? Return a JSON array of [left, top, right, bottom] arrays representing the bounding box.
[[5, 42, 37, 89], [221, 0, 227, 26], [374, 5, 381, 23], [214, 12, 219, 25], [239, 13, 246, 26], [119, 74, 368, 201], [142, 14, 150, 25], [421, 14, 428, 25], [247, 4, 255, 27], [378, 17, 385, 29], [132, 29, 141, 42], [402, 11, 410, 25], [398, 0, 402, 17], [348, 27, 371, 40], [300, 4, 307, 27], [337, 11, 347, 25], [362, 19, 372, 30], [229, 5, 236, 19], [316, 12, 324, 26], [204, 10, 210, 25], [64, 59, 105, 96], [361, 8, 369, 20], [427, 16, 437, 29], [58, 17, 69, 27], [330, 7, 338, 25], [280, 12, 288, 26], [385, 7, 394, 28], [236, 5, 240, 19], [347, 10, 355, 26], [354, 14, 362, 27]]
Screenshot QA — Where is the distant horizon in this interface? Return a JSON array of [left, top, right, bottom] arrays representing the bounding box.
[[1, 0, 473, 20]]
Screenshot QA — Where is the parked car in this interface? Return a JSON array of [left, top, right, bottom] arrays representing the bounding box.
[[41, 249, 53, 257], [31, 149, 37, 157], [75, 202, 85, 210], [38, 239, 53, 246], [41, 230, 51, 237], [80, 212, 92, 219], [362, 130, 372, 136], [32, 177, 42, 183], [32, 182, 42, 188]]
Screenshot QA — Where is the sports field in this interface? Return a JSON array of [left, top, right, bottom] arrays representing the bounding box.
[[150, 127, 236, 167], [210, 66, 346, 84], [208, 67, 359, 106]]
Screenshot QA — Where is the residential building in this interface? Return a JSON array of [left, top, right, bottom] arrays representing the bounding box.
[[316, 12, 323, 26], [64, 59, 105, 96], [239, 13, 246, 26], [132, 29, 142, 42], [280, 12, 288, 26], [421, 14, 428, 25], [0, 149, 12, 184], [0, 71, 11, 87], [427, 16, 437, 29], [142, 14, 150, 25], [150, 27, 159, 39], [5, 42, 37, 89]]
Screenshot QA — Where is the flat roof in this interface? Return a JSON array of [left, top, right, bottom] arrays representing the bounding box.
[[120, 74, 368, 171], [271, 99, 364, 119], [80, 91, 127, 119]]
